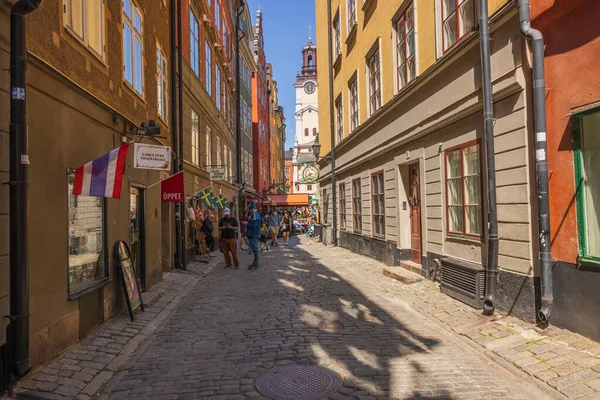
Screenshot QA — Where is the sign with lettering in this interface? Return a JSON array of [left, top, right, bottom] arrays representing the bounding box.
[[210, 167, 227, 181], [134, 143, 171, 171], [161, 172, 184, 203]]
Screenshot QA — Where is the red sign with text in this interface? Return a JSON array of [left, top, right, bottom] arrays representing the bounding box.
[[161, 172, 184, 203]]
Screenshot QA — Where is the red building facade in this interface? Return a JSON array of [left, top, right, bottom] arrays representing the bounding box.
[[531, 0, 600, 340], [252, 8, 270, 195]]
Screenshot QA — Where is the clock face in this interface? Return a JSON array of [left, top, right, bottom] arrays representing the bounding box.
[[304, 82, 316, 95], [303, 166, 319, 183]]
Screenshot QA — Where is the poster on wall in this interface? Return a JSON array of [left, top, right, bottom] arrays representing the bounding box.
[[114, 241, 144, 320], [134, 143, 171, 171]]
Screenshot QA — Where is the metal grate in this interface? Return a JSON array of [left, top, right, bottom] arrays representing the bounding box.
[[440, 257, 486, 309], [255, 365, 343, 400]]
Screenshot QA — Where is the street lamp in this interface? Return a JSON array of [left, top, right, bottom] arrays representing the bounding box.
[[312, 134, 321, 161]]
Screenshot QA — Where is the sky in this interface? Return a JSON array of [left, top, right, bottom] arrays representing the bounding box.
[[246, 0, 317, 151]]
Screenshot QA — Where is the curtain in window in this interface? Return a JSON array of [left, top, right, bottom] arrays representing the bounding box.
[[582, 113, 600, 256]]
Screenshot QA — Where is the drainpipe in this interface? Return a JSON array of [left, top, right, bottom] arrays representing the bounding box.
[[326, 0, 337, 246], [170, 0, 182, 270], [8, 0, 43, 381], [479, 0, 499, 315], [518, 0, 552, 323], [177, 0, 187, 269], [235, 1, 245, 220]]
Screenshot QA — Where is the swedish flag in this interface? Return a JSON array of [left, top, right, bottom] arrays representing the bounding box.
[[215, 194, 228, 209], [199, 187, 216, 209]]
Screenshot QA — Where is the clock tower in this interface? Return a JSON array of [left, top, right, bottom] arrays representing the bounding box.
[[292, 34, 318, 197]]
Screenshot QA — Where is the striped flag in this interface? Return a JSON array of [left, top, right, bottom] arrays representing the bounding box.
[[215, 194, 228, 209], [72, 143, 131, 198], [199, 187, 217, 209]]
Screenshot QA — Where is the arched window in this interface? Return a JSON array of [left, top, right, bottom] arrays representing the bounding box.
[[313, 128, 317, 136], [305, 128, 309, 136], [307, 55, 313, 67]]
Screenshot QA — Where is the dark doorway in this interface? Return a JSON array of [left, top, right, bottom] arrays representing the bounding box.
[[130, 187, 146, 290], [409, 163, 422, 264]]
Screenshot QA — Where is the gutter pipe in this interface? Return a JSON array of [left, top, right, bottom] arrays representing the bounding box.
[[170, 0, 182, 270], [479, 0, 499, 315], [518, 0, 553, 323], [8, 0, 43, 381], [326, 0, 337, 246], [177, 0, 186, 269], [235, 1, 245, 219]]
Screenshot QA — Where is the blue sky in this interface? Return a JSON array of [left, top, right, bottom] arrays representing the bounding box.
[[246, 0, 316, 150]]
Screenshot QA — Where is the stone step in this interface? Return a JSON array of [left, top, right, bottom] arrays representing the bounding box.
[[383, 266, 423, 285], [399, 260, 423, 275]]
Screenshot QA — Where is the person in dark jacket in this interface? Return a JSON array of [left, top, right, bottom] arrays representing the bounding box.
[[201, 209, 216, 257], [246, 206, 261, 270]]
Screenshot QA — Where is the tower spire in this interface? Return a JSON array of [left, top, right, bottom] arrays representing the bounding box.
[[308, 26, 313, 44]]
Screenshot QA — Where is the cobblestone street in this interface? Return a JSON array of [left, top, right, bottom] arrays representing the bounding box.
[[96, 237, 554, 400]]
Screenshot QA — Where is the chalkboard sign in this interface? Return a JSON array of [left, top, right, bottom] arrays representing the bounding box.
[[114, 241, 144, 320]]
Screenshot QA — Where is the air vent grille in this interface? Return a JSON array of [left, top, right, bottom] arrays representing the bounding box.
[[440, 257, 486, 309]]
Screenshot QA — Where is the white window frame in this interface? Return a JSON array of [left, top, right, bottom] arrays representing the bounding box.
[[215, 0, 221, 34], [335, 96, 344, 144], [216, 67, 222, 111], [123, 0, 144, 95], [394, 3, 416, 92], [348, 73, 359, 132], [347, 0, 357, 32], [206, 126, 212, 168], [367, 43, 382, 116], [441, 0, 475, 52], [333, 10, 341, 59], [216, 136, 222, 166], [63, 0, 106, 59], [157, 44, 168, 122], [205, 41, 213, 96], [190, 9, 200, 76], [191, 109, 200, 166]]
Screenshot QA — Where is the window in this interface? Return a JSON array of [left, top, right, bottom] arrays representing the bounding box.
[[307, 184, 313, 191], [206, 127, 212, 167], [216, 136, 222, 166], [67, 171, 107, 296], [249, 154, 253, 183], [333, 12, 341, 59], [442, 0, 475, 51], [157, 45, 168, 121], [348, 0, 357, 31], [205, 41, 212, 95], [371, 172, 385, 236], [123, 0, 143, 95], [285, 166, 290, 175], [305, 128, 309, 137], [190, 10, 200, 75], [573, 110, 600, 262], [323, 189, 328, 223], [339, 183, 346, 229], [349, 75, 359, 132], [216, 67, 222, 110], [215, 0, 220, 34], [336, 96, 343, 144], [368, 47, 382, 115], [352, 178, 362, 232], [445, 141, 482, 236], [395, 4, 416, 91], [63, 0, 105, 58], [313, 128, 317, 136], [191, 110, 200, 166]]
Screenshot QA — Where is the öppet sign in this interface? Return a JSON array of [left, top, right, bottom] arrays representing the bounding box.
[[161, 172, 184, 202]]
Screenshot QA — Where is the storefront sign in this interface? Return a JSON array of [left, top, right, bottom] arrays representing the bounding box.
[[210, 167, 227, 181], [161, 172, 184, 202], [134, 143, 171, 171], [114, 241, 144, 321]]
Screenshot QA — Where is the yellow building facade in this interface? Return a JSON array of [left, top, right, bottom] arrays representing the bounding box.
[[316, 0, 542, 322]]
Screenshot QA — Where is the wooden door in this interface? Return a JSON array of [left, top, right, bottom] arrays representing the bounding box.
[[409, 163, 422, 264]]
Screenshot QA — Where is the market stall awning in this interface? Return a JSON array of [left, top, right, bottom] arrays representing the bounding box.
[[268, 194, 310, 207]]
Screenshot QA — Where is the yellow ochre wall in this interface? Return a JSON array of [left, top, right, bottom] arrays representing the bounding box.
[[316, 0, 510, 156]]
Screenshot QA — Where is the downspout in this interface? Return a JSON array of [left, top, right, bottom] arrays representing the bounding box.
[[177, 0, 187, 269], [8, 0, 43, 380], [326, 0, 337, 246], [518, 0, 552, 323], [479, 0, 499, 314], [170, 0, 182, 270], [235, 1, 245, 219]]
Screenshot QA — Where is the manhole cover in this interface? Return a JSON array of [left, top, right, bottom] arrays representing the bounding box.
[[255, 365, 343, 400]]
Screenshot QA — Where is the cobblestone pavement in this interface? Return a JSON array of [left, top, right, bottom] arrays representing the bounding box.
[[99, 237, 556, 400], [8, 256, 223, 400]]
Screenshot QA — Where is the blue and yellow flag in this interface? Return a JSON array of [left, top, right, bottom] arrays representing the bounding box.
[[249, 204, 260, 222], [198, 187, 216, 209], [215, 194, 228, 209]]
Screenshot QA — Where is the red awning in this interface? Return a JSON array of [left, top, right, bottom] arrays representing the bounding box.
[[268, 194, 310, 207]]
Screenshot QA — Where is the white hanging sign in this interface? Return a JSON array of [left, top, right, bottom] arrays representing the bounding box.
[[134, 143, 171, 171]]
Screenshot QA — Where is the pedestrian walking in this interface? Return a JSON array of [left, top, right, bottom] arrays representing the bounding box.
[[239, 210, 249, 250], [201, 209, 216, 257], [218, 208, 239, 269], [268, 209, 281, 247], [260, 223, 270, 252], [246, 205, 261, 270], [281, 212, 292, 245]]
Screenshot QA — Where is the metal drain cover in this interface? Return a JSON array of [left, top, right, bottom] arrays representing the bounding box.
[[255, 365, 344, 400]]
